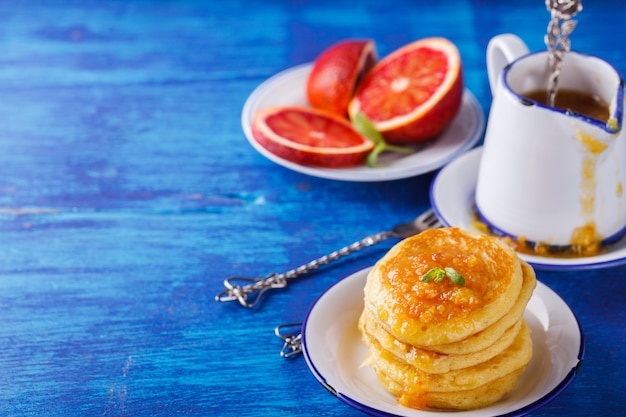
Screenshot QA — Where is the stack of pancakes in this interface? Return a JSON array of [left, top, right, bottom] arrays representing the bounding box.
[[359, 227, 536, 410]]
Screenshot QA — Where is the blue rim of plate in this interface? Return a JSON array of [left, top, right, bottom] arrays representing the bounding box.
[[429, 147, 626, 271], [301, 267, 584, 417], [241, 63, 485, 182]]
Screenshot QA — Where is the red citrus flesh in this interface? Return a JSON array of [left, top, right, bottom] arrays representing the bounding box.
[[348, 37, 463, 144], [307, 39, 377, 117], [251, 106, 375, 168]]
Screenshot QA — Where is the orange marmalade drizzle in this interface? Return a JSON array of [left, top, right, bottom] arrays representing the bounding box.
[[380, 229, 513, 324], [470, 216, 608, 258]]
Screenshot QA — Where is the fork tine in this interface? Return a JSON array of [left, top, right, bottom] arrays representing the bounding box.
[[391, 208, 442, 238], [418, 208, 443, 229]]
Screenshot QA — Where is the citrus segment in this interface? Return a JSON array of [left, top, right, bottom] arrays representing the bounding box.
[[307, 39, 377, 117], [348, 37, 463, 144], [251, 106, 375, 168]]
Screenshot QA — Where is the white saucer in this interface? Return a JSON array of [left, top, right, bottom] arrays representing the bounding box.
[[302, 267, 583, 417], [241, 63, 484, 182], [430, 147, 626, 270]]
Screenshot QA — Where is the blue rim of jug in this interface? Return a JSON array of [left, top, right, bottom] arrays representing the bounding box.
[[474, 203, 626, 253], [502, 50, 624, 134]]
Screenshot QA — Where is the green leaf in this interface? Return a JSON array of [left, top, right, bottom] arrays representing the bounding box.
[[366, 144, 385, 167], [421, 267, 446, 283], [444, 267, 466, 286], [352, 111, 384, 144], [421, 267, 466, 286], [351, 112, 415, 167]]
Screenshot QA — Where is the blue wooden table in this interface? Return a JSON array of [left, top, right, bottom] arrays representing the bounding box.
[[0, 1, 623, 416]]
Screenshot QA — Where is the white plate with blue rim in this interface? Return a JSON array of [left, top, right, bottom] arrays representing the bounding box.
[[241, 63, 484, 182], [302, 267, 584, 417], [430, 146, 626, 270]]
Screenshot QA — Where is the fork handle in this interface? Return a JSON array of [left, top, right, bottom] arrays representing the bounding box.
[[216, 231, 394, 308], [279, 231, 393, 281]]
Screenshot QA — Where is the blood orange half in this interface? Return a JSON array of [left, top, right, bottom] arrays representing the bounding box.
[[348, 37, 463, 144], [251, 106, 375, 168], [307, 39, 377, 117]]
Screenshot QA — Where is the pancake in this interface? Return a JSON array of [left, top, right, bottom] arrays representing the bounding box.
[[363, 228, 524, 346], [360, 257, 536, 359], [374, 363, 527, 411], [363, 320, 532, 394], [358, 227, 537, 411], [419, 260, 536, 355], [359, 307, 523, 373]]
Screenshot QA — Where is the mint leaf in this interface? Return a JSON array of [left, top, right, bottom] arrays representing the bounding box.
[[421, 267, 465, 286], [444, 267, 466, 286], [352, 111, 384, 144], [351, 112, 415, 167], [421, 267, 446, 283]]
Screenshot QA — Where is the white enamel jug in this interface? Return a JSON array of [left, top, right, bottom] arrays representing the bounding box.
[[475, 34, 626, 247]]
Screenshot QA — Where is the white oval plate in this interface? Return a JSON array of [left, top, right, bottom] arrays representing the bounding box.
[[241, 63, 485, 182], [302, 267, 584, 417], [430, 147, 626, 270]]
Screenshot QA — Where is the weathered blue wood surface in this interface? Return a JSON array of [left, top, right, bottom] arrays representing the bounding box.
[[0, 1, 623, 416]]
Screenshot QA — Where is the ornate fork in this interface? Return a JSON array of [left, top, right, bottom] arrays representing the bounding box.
[[215, 208, 442, 309]]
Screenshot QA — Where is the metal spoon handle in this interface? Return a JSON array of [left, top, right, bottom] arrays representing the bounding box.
[[545, 0, 583, 105]]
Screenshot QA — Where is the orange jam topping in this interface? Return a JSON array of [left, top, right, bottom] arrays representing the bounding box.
[[379, 229, 514, 325]]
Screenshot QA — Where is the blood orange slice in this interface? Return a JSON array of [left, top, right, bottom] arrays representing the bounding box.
[[307, 39, 377, 117], [348, 37, 463, 144], [251, 106, 375, 168]]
